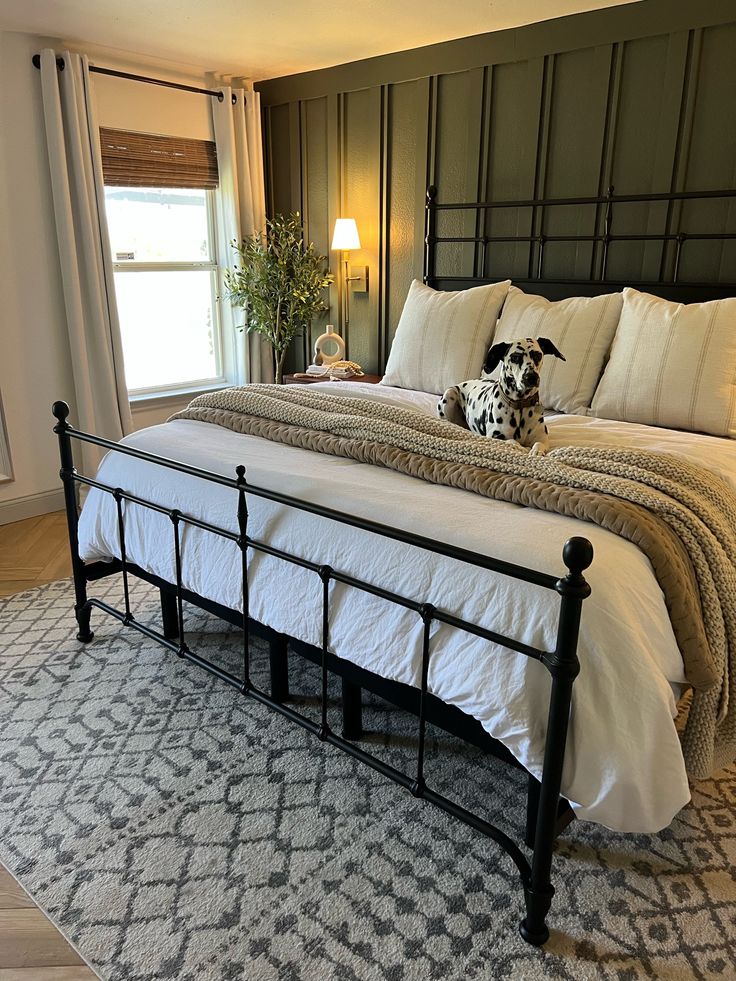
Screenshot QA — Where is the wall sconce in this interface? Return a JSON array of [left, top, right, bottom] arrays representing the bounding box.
[[331, 218, 368, 332]]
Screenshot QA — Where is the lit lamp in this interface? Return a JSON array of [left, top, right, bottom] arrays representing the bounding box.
[[331, 218, 367, 333]]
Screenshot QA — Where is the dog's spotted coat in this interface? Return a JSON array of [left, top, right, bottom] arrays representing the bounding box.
[[438, 337, 565, 454]]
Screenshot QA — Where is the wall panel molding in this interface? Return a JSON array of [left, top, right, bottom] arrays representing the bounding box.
[[261, 4, 736, 373]]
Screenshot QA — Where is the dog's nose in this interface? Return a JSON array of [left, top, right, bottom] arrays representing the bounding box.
[[524, 370, 539, 386]]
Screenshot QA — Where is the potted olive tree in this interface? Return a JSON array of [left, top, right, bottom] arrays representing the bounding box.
[[224, 214, 333, 384]]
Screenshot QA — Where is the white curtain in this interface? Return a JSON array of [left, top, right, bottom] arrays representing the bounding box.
[[39, 50, 132, 473], [211, 82, 273, 384]]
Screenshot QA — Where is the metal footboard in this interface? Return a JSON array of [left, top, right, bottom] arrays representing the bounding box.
[[52, 399, 593, 945]]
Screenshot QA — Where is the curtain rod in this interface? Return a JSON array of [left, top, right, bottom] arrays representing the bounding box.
[[32, 54, 241, 105]]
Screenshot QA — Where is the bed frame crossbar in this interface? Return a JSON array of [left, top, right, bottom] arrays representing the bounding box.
[[423, 184, 736, 293], [52, 399, 593, 946]]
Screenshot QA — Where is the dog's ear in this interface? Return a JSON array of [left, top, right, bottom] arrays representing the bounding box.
[[537, 337, 566, 361], [483, 341, 512, 375]]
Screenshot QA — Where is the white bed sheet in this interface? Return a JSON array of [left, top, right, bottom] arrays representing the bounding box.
[[77, 381, 736, 832]]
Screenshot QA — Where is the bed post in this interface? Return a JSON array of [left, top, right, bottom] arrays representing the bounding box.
[[520, 536, 593, 946], [52, 401, 94, 643]]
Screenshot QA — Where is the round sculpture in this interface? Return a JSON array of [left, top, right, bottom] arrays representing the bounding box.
[[313, 324, 346, 366]]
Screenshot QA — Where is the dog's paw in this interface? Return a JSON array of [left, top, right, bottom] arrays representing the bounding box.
[[529, 441, 548, 456]]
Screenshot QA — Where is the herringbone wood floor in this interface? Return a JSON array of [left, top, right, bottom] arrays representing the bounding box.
[[0, 512, 96, 977], [0, 511, 72, 598]]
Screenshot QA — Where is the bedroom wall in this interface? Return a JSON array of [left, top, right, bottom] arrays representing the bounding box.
[[0, 29, 217, 524], [256, 0, 736, 375]]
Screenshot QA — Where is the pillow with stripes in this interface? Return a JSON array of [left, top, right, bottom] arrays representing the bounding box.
[[591, 288, 736, 437], [490, 286, 623, 414], [381, 279, 511, 395]]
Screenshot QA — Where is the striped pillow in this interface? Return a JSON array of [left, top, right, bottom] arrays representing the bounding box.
[[591, 288, 736, 437], [491, 287, 623, 414], [381, 279, 511, 394]]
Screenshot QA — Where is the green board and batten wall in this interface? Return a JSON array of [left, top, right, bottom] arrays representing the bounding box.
[[256, 0, 736, 375]]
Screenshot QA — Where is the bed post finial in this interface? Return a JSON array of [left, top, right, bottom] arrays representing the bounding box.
[[561, 536, 594, 587], [52, 400, 70, 429]]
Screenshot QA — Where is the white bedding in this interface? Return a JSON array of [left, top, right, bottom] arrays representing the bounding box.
[[77, 381, 736, 832]]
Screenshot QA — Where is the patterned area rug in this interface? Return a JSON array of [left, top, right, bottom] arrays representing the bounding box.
[[0, 578, 735, 980]]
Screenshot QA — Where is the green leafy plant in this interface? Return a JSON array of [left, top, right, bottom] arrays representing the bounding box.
[[223, 213, 333, 384]]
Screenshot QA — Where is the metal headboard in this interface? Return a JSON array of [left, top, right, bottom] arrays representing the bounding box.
[[423, 185, 736, 303]]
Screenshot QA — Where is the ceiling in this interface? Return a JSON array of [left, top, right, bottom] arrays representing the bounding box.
[[0, 0, 640, 81]]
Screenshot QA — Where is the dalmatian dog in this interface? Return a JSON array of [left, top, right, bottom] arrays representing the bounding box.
[[437, 337, 565, 454]]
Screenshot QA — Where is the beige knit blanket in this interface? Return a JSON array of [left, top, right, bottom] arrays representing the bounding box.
[[172, 384, 736, 780]]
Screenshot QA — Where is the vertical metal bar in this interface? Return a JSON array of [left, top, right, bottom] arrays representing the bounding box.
[[236, 465, 250, 693], [412, 603, 435, 798], [673, 233, 686, 283], [113, 489, 131, 623], [536, 236, 545, 280], [520, 536, 593, 947], [170, 510, 186, 655], [52, 401, 93, 643], [424, 186, 438, 285], [318, 565, 332, 739], [600, 185, 614, 281]]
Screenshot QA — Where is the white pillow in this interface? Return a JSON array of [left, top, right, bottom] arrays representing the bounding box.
[[490, 286, 623, 414], [381, 279, 511, 394], [591, 288, 736, 437]]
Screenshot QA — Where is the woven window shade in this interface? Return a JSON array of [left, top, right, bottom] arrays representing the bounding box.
[[99, 128, 218, 189]]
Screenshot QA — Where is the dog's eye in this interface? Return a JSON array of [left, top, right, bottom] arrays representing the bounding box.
[[531, 351, 543, 365], [510, 354, 523, 365]]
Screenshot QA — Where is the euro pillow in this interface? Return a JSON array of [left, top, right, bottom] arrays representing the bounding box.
[[381, 279, 511, 394], [490, 286, 623, 414], [591, 288, 736, 437]]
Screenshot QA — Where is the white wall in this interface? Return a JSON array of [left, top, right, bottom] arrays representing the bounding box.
[[0, 30, 75, 521], [0, 30, 218, 523]]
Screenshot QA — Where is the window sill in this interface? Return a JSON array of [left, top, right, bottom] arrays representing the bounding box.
[[129, 381, 232, 413]]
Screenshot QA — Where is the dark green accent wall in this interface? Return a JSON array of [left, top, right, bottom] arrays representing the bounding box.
[[257, 0, 736, 374]]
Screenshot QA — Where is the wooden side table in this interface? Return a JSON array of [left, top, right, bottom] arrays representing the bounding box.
[[283, 374, 382, 385]]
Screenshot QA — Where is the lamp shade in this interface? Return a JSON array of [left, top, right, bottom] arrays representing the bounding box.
[[331, 218, 361, 251]]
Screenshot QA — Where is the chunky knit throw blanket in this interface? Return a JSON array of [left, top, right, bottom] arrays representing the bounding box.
[[172, 384, 736, 779]]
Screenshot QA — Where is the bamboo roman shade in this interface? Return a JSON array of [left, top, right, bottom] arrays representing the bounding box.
[[99, 128, 219, 189]]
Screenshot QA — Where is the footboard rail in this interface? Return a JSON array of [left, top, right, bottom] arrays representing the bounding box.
[[52, 400, 593, 946]]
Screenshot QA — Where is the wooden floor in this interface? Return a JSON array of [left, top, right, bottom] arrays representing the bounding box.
[[0, 513, 95, 978], [0, 511, 71, 598]]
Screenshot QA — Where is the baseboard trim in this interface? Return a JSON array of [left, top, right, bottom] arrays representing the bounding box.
[[0, 489, 65, 526]]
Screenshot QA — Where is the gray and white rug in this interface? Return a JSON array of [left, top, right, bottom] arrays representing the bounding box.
[[0, 577, 735, 980]]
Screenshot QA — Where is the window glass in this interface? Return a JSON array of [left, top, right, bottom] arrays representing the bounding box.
[[105, 187, 211, 263], [114, 269, 217, 391]]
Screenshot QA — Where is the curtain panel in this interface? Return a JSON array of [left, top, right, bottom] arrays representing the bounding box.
[[211, 82, 273, 384], [39, 50, 133, 473]]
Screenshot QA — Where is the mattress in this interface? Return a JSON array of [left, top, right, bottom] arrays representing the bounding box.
[[76, 381, 736, 832]]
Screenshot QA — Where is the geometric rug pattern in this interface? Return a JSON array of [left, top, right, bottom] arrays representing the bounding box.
[[0, 577, 735, 980]]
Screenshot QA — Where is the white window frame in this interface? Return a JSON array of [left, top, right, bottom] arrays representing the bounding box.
[[110, 188, 229, 400]]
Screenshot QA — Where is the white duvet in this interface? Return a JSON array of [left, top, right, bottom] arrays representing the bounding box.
[[77, 381, 736, 832]]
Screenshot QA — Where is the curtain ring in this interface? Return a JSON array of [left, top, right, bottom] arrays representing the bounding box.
[[232, 93, 237, 105], [217, 91, 225, 102]]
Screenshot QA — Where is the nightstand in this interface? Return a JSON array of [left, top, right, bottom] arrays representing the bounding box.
[[283, 374, 382, 385]]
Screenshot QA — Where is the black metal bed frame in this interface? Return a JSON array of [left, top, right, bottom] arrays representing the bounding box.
[[53, 181, 735, 948], [423, 183, 736, 302], [53, 399, 592, 947]]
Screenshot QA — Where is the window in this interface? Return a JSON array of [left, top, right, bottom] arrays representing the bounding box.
[[105, 186, 225, 396]]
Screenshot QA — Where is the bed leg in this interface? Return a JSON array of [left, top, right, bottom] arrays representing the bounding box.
[[269, 632, 289, 702], [525, 776, 540, 849], [341, 679, 363, 739], [519, 537, 592, 947], [53, 401, 94, 644], [160, 589, 179, 639]]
